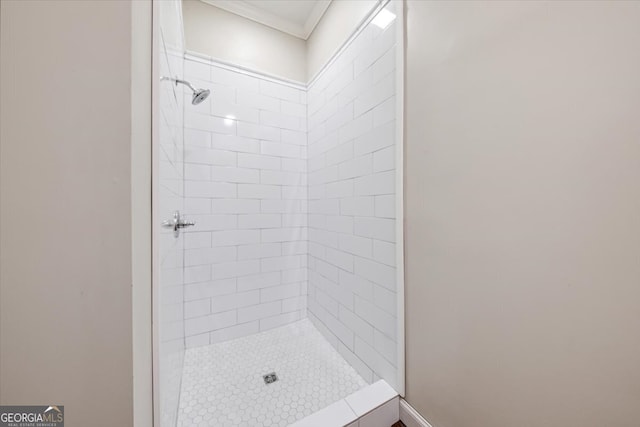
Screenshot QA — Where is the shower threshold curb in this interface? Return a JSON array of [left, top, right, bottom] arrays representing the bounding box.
[[290, 380, 399, 427]]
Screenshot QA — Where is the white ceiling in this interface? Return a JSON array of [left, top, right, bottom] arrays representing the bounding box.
[[201, 0, 332, 40]]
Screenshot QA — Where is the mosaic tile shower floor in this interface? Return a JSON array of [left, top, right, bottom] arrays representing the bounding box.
[[177, 319, 368, 427]]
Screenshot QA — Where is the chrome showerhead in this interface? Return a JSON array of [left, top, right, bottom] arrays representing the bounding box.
[[161, 76, 211, 106], [192, 88, 210, 105]]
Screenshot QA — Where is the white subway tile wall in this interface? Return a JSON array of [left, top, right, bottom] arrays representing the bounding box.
[[157, 1, 186, 426], [182, 62, 309, 348], [306, 5, 399, 390]]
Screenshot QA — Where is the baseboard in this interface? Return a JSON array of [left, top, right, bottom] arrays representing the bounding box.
[[399, 399, 434, 427]]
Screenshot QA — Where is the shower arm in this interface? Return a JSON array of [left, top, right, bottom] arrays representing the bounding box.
[[160, 76, 197, 92]]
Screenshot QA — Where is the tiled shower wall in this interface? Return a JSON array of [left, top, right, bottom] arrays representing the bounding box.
[[306, 3, 399, 389], [157, 1, 186, 426], [181, 61, 309, 347], [177, 1, 399, 391]]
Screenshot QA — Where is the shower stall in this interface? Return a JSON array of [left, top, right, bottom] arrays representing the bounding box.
[[154, 1, 404, 425]]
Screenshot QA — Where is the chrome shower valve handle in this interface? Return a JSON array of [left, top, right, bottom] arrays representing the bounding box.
[[162, 211, 195, 237], [178, 219, 196, 229]]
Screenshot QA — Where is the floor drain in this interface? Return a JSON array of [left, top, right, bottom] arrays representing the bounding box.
[[263, 372, 278, 384]]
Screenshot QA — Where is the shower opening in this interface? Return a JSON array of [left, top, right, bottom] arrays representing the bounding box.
[[153, 1, 404, 426]]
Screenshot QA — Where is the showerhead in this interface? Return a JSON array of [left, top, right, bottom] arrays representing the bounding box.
[[192, 88, 210, 105], [161, 76, 211, 106]]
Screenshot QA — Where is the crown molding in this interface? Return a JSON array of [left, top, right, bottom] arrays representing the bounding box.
[[304, 0, 331, 39], [201, 0, 331, 40]]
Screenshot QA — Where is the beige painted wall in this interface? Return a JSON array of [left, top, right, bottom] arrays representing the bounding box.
[[0, 1, 135, 425], [182, 0, 379, 83], [404, 1, 640, 427], [306, 0, 378, 80], [182, 0, 306, 82]]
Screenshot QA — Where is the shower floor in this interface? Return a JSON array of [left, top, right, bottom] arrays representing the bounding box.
[[177, 319, 368, 427]]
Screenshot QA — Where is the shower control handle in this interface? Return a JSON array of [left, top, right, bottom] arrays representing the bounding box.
[[178, 220, 196, 229], [161, 211, 195, 237]]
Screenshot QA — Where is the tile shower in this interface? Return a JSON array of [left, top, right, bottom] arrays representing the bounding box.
[[156, 1, 401, 426], [181, 62, 308, 347]]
